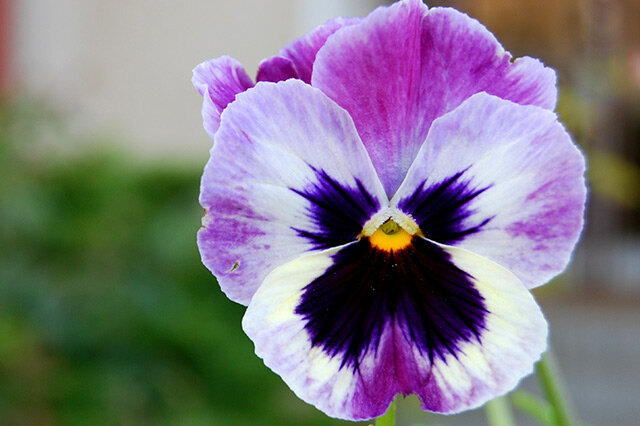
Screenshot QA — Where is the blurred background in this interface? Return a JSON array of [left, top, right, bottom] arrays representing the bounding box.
[[1, 0, 638, 425]]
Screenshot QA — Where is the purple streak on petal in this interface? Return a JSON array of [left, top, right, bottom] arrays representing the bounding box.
[[398, 170, 492, 244], [192, 56, 254, 138], [257, 16, 361, 84], [256, 55, 298, 82], [292, 167, 381, 250], [295, 238, 487, 369], [312, 1, 557, 196]]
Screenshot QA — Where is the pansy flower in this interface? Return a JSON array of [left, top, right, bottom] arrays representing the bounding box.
[[193, 0, 586, 420]]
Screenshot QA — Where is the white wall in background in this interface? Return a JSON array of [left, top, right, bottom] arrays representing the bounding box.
[[14, 0, 378, 159], [293, 0, 378, 36]]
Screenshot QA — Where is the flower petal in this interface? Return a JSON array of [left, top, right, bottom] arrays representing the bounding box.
[[414, 242, 548, 413], [256, 55, 298, 83], [257, 17, 361, 84], [392, 92, 586, 289], [312, 0, 557, 196], [198, 79, 387, 305], [192, 56, 254, 139], [243, 237, 547, 419], [419, 7, 557, 110], [311, 0, 425, 197]]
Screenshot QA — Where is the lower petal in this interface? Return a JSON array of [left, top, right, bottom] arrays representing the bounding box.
[[415, 243, 548, 413], [242, 237, 547, 419]]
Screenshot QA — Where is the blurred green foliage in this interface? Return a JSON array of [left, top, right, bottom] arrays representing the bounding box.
[[0, 102, 355, 425], [589, 149, 640, 210], [556, 85, 640, 213]]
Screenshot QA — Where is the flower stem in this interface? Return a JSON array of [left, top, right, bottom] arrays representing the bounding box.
[[511, 390, 554, 425], [536, 350, 575, 426], [485, 395, 515, 426], [376, 399, 396, 426]]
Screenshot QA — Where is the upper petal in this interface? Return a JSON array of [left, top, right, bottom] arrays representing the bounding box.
[[312, 0, 426, 197], [312, 0, 557, 197], [257, 16, 361, 84], [392, 93, 586, 289], [419, 7, 557, 111], [192, 56, 254, 139], [198, 79, 387, 305], [255, 55, 298, 83]]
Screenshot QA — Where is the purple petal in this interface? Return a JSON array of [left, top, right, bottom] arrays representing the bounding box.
[[257, 16, 361, 84], [192, 56, 254, 138], [392, 93, 586, 289], [243, 238, 547, 419], [419, 8, 557, 111], [312, 0, 557, 196], [198, 79, 387, 305], [256, 55, 298, 82], [312, 0, 426, 197]]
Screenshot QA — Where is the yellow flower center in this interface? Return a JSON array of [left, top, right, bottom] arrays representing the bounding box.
[[369, 219, 412, 251]]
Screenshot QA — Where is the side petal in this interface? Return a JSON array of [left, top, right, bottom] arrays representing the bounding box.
[[312, 1, 557, 196], [192, 56, 254, 138], [392, 92, 586, 289], [243, 237, 547, 419], [199, 79, 387, 305], [257, 17, 361, 84]]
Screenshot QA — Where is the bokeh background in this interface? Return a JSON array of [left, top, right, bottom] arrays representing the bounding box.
[[1, 0, 639, 425]]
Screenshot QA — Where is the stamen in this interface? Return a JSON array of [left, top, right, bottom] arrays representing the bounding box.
[[380, 220, 400, 235], [369, 219, 412, 251], [360, 207, 421, 237]]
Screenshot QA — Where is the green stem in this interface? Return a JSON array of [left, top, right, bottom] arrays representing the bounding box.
[[511, 390, 554, 425], [376, 399, 396, 426], [536, 350, 574, 426], [485, 395, 515, 426]]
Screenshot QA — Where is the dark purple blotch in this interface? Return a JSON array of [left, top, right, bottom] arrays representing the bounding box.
[[291, 167, 381, 249], [398, 171, 492, 244], [295, 238, 488, 370]]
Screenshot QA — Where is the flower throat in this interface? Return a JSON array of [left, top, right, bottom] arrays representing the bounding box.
[[369, 219, 412, 251]]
